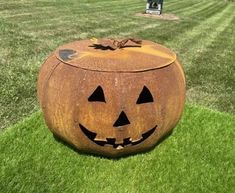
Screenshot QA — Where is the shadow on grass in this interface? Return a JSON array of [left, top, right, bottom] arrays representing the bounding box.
[[53, 130, 173, 160]]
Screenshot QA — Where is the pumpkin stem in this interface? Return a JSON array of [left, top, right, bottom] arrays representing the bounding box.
[[91, 38, 142, 50]]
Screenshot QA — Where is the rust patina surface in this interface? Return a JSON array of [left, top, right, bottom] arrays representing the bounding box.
[[37, 39, 186, 157]]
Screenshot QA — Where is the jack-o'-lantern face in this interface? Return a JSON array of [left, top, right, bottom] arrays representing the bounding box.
[[38, 39, 186, 157], [78, 85, 158, 150]]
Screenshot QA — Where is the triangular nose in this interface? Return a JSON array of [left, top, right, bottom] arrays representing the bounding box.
[[113, 111, 130, 127]]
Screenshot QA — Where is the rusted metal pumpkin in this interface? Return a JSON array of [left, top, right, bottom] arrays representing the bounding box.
[[37, 38, 186, 157]]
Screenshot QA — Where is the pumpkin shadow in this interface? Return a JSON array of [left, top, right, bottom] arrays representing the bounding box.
[[116, 130, 174, 159], [53, 130, 173, 160], [53, 134, 107, 159]]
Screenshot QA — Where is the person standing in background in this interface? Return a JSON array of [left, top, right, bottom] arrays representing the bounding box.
[[146, 0, 164, 14], [157, 0, 163, 14]]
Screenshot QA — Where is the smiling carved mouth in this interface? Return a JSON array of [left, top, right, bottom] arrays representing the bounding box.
[[79, 124, 157, 150]]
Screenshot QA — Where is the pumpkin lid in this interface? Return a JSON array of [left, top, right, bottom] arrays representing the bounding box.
[[55, 39, 177, 72]]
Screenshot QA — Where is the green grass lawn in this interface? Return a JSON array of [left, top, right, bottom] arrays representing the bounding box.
[[0, 104, 234, 193], [0, 0, 235, 192]]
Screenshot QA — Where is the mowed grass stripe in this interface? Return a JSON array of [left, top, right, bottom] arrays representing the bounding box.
[[176, 1, 220, 16], [107, 0, 196, 14], [24, 1, 219, 39], [1, 0, 215, 40], [169, 0, 213, 14], [0, 104, 234, 193], [3, 1, 144, 30], [187, 16, 235, 113], [0, 0, 140, 21], [0, 0, 201, 30], [190, 1, 227, 18], [167, 5, 233, 61], [172, 1, 208, 14], [166, 5, 234, 112], [137, 1, 226, 45]]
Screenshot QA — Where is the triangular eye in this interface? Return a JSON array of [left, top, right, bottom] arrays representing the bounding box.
[[136, 86, 154, 104], [88, 86, 106, 102]]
